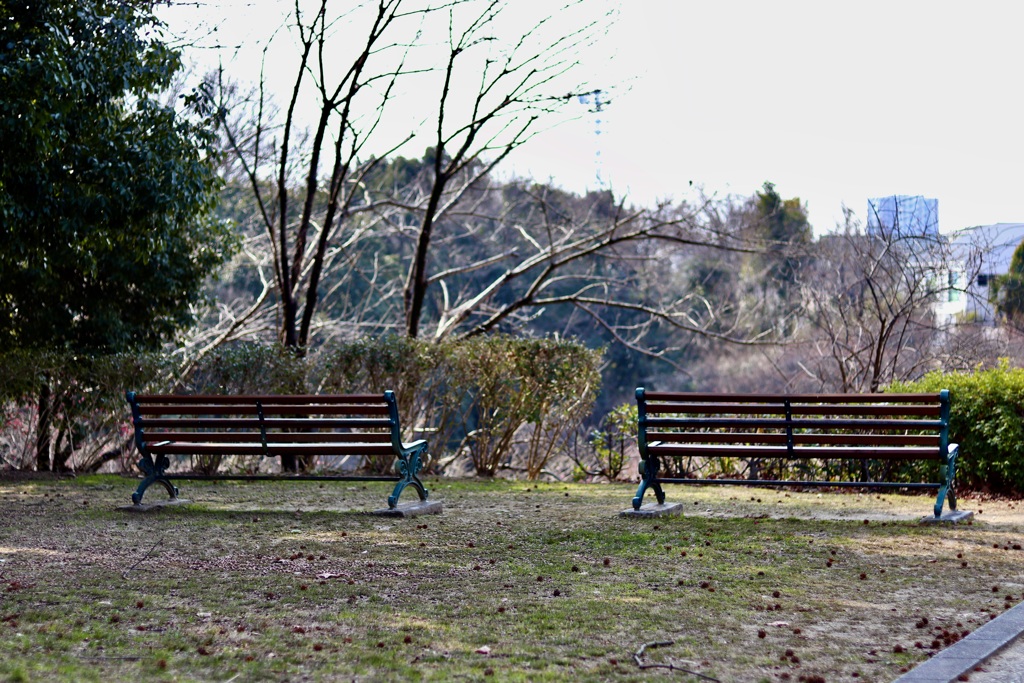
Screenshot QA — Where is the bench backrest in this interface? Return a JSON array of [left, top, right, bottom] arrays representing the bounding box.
[[636, 388, 951, 461], [126, 392, 404, 458]]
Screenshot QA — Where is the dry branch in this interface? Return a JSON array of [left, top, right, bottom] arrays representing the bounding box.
[[632, 639, 721, 681]]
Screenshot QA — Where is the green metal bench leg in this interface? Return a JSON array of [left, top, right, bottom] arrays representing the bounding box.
[[632, 456, 665, 510], [933, 485, 947, 518], [388, 446, 429, 509], [933, 446, 959, 518], [132, 453, 178, 505], [935, 483, 958, 518]]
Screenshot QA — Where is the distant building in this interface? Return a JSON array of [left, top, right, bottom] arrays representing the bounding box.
[[935, 223, 1024, 325], [867, 195, 939, 238]]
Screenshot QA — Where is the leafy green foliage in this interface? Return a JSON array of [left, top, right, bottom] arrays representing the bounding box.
[[578, 402, 637, 481], [755, 182, 812, 251], [442, 336, 601, 477], [890, 361, 1024, 494], [0, 0, 236, 353], [753, 181, 811, 319], [315, 334, 439, 438], [992, 238, 1024, 327]]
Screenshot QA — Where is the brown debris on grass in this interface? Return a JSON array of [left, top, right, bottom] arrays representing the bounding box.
[[0, 475, 1021, 680]]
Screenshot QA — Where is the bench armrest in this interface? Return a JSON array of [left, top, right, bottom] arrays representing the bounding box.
[[399, 439, 428, 457]]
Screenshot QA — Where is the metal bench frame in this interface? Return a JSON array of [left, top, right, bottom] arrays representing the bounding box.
[[632, 388, 959, 518], [125, 391, 429, 509]]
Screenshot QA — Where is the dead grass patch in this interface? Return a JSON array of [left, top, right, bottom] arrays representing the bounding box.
[[0, 475, 1021, 682]]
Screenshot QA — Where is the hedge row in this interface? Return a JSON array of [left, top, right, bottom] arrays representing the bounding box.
[[8, 344, 1020, 492], [889, 361, 1024, 494], [0, 336, 602, 478]]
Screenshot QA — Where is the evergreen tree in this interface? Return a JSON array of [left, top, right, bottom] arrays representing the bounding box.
[[0, 0, 236, 354], [993, 238, 1024, 327], [0, 0, 237, 469]]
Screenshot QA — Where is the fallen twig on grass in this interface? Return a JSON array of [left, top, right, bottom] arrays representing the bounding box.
[[122, 536, 163, 579], [78, 656, 142, 661], [633, 640, 721, 681]]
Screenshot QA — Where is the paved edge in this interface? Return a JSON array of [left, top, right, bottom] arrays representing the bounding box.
[[893, 601, 1024, 683], [371, 500, 443, 517], [619, 502, 684, 518]]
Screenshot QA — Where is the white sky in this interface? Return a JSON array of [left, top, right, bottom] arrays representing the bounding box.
[[164, 0, 1024, 234], [516, 0, 1024, 233]]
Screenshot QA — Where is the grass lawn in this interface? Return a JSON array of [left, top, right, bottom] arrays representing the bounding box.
[[0, 474, 1022, 682]]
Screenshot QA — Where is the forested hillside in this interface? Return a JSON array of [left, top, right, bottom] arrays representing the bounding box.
[[198, 156, 1015, 414], [5, 0, 1024, 480]]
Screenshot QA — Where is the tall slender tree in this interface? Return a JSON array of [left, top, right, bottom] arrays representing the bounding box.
[[216, 0, 617, 349]]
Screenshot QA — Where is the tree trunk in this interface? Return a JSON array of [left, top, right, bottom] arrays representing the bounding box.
[[35, 379, 52, 472], [82, 436, 134, 473], [405, 180, 446, 338]]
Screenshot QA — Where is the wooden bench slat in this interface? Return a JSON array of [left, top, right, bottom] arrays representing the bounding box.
[[259, 405, 390, 416], [646, 402, 940, 417], [138, 404, 390, 416], [648, 444, 942, 460], [148, 443, 397, 456], [643, 391, 943, 404], [133, 394, 386, 404], [646, 417, 945, 431], [144, 431, 393, 444], [648, 431, 940, 447], [138, 417, 392, 429]]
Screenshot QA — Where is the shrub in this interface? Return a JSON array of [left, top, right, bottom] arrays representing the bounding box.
[[889, 360, 1024, 494], [1, 336, 602, 480], [185, 342, 306, 394], [572, 402, 637, 482], [314, 335, 602, 478], [0, 351, 170, 472], [313, 335, 445, 473], [516, 338, 601, 480], [443, 336, 601, 478]]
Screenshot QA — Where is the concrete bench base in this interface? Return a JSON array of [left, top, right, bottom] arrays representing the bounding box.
[[920, 509, 974, 525], [619, 502, 684, 518], [117, 498, 192, 512], [372, 500, 444, 518]]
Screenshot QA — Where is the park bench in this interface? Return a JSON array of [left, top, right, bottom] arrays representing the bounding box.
[[125, 391, 430, 510], [631, 388, 960, 518]]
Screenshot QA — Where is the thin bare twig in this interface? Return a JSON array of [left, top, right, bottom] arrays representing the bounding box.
[[78, 656, 142, 661], [122, 537, 164, 579], [632, 640, 721, 681]]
